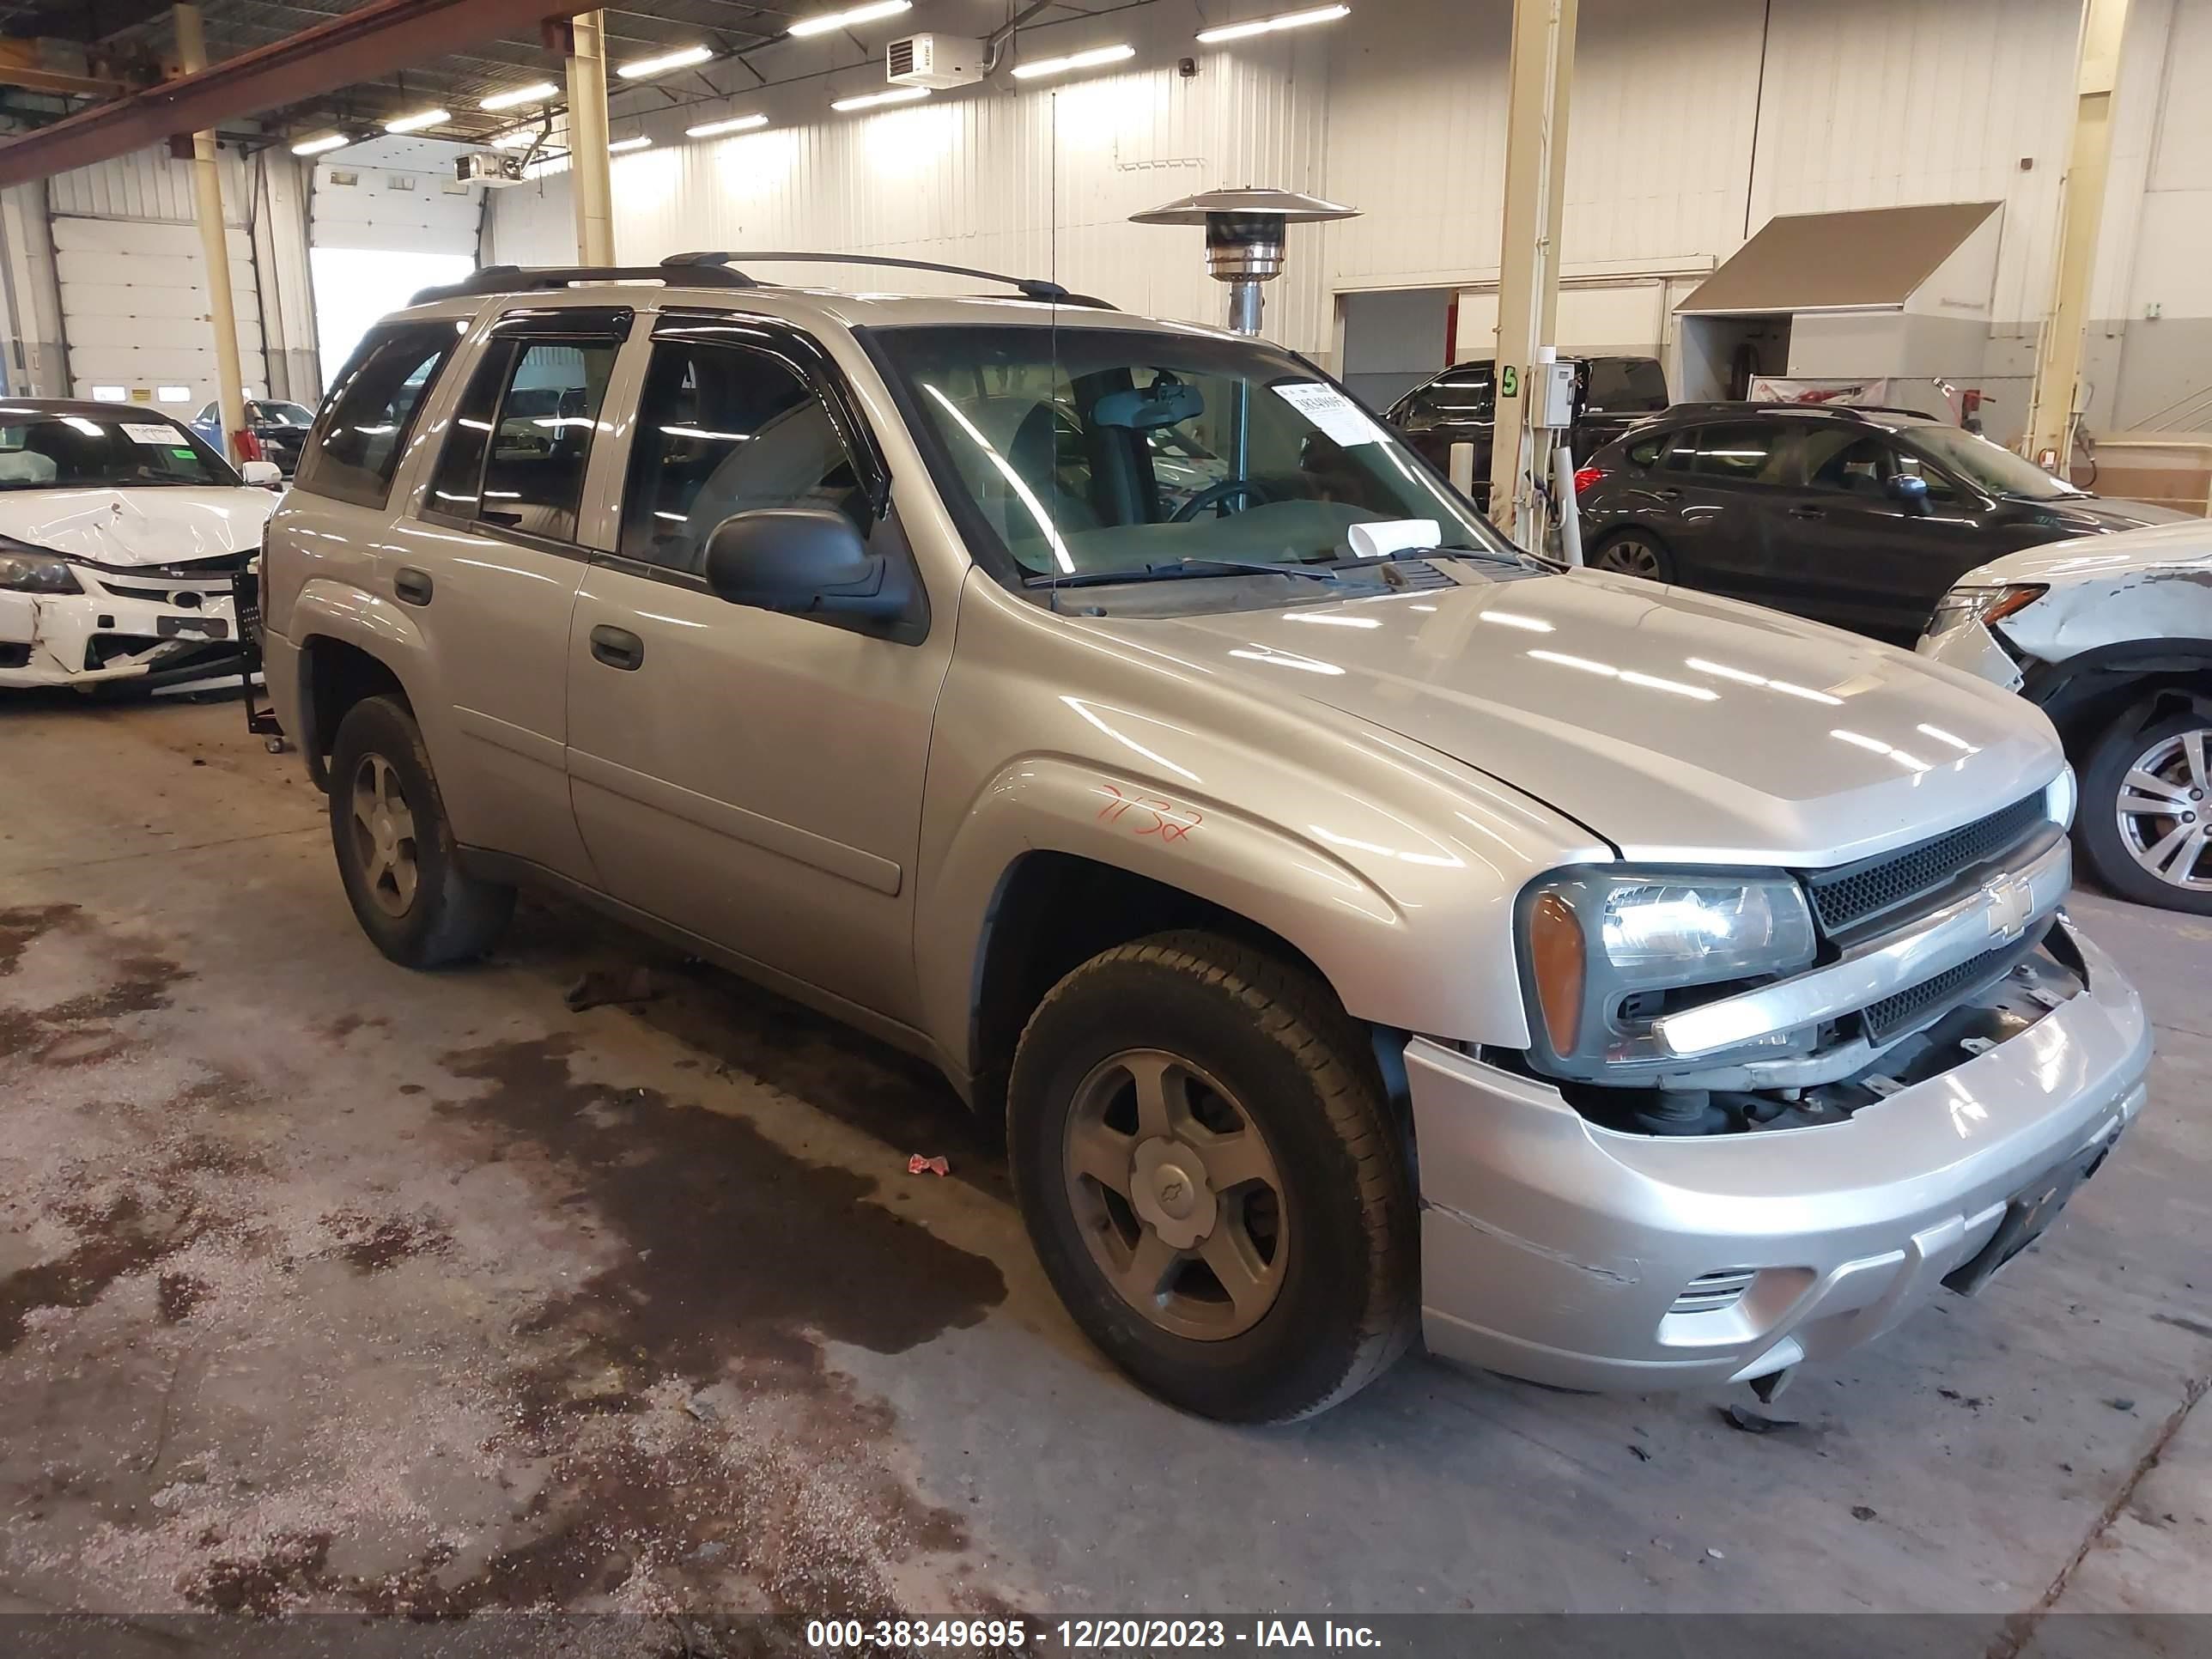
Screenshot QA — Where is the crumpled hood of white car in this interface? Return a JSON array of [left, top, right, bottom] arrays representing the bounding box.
[[0, 487, 275, 566], [1117, 566, 2063, 867], [1956, 514, 2212, 586]]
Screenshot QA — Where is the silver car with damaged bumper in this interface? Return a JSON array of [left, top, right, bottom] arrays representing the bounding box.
[[258, 260, 2150, 1420]]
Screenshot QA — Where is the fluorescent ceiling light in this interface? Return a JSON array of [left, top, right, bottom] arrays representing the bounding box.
[[1194, 3, 1351, 44], [607, 135, 652, 152], [686, 112, 770, 137], [480, 80, 559, 111], [489, 126, 545, 149], [617, 44, 712, 80], [789, 0, 911, 38], [383, 107, 449, 133], [289, 131, 351, 155], [830, 84, 931, 112], [1011, 42, 1135, 79]]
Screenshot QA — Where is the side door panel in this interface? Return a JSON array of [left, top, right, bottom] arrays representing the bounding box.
[[398, 306, 631, 881], [564, 314, 953, 1026], [1646, 422, 1782, 598]]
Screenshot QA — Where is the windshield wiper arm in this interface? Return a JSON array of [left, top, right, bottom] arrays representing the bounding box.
[[1026, 557, 1341, 590], [1329, 544, 1535, 571]]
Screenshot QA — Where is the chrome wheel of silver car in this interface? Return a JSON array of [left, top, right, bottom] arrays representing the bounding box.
[[2116, 727, 2212, 892], [1063, 1048, 1289, 1341], [1595, 535, 1665, 580], [349, 751, 420, 917]]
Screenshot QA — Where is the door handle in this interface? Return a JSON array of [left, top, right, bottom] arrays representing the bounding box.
[[589, 624, 645, 672], [393, 567, 433, 605], [1787, 506, 1826, 520]]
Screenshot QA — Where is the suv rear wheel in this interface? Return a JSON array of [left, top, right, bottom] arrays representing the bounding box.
[[2080, 708, 2212, 914], [328, 694, 515, 965], [1008, 931, 1417, 1422]]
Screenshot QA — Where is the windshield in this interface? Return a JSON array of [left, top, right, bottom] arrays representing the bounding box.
[[872, 324, 1510, 584], [251, 401, 315, 428], [0, 414, 237, 489], [1907, 423, 2083, 500]]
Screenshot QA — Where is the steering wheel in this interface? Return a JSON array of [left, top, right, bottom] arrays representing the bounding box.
[[1170, 477, 1273, 524]]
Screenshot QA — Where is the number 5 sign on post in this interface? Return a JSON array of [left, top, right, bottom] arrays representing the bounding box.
[[1499, 364, 1520, 399]]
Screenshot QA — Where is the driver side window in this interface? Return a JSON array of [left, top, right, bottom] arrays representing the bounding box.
[[617, 338, 866, 574]]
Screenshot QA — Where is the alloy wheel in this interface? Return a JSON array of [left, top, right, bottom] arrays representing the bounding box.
[[349, 751, 420, 918], [2115, 727, 2212, 892], [1596, 537, 1663, 580], [1062, 1048, 1289, 1341]]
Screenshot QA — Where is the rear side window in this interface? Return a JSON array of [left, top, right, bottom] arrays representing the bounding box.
[[1626, 434, 1666, 467], [426, 336, 619, 545], [617, 338, 864, 573], [295, 322, 460, 508], [1584, 358, 1668, 411], [1667, 421, 1783, 483]]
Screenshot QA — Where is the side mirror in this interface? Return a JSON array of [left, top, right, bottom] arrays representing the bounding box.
[[702, 507, 902, 620], [240, 459, 283, 488], [1886, 472, 1932, 512]]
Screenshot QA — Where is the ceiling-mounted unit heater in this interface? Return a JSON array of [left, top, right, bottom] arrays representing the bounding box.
[[885, 33, 982, 88]]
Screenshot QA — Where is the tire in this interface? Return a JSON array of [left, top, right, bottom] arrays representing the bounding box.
[[327, 694, 515, 966], [1590, 529, 1674, 582], [2076, 707, 2212, 915], [1008, 930, 1418, 1423]]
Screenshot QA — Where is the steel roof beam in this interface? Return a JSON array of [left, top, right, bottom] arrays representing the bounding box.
[[0, 0, 599, 186]]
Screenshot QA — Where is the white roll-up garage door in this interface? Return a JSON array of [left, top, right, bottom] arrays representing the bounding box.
[[53, 216, 264, 407], [46, 150, 268, 410]]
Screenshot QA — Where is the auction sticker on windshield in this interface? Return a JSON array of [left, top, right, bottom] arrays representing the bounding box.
[[1272, 382, 1384, 447], [121, 422, 182, 446]]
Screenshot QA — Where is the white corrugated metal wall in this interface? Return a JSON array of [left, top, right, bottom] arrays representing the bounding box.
[[478, 0, 2209, 422], [46, 149, 264, 410], [487, 3, 1334, 351]]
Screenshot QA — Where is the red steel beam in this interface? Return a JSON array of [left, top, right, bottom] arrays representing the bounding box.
[[0, 0, 596, 188]]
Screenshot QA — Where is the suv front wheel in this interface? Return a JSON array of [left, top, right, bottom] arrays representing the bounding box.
[[1008, 931, 1418, 1422], [328, 694, 515, 966]]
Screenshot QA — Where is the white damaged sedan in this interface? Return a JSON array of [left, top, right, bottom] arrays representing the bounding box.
[[0, 400, 283, 692]]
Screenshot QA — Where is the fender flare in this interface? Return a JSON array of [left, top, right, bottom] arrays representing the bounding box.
[[915, 753, 1494, 1085], [289, 578, 447, 786]]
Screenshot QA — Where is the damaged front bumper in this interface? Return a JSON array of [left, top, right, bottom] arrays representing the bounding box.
[[0, 574, 244, 690], [1409, 917, 2148, 1392], [1917, 616, 2025, 690]]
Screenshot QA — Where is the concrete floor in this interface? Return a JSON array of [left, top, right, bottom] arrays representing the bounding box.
[[1, 693, 2206, 1633]]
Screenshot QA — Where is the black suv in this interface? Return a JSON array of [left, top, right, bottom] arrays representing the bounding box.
[[1577, 404, 2179, 641], [1385, 355, 1668, 489]]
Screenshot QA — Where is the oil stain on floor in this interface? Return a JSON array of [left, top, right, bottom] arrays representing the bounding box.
[[0, 896, 1014, 1620]]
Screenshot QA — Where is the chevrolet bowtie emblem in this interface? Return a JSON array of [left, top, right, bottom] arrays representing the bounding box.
[[1984, 872, 2035, 942]]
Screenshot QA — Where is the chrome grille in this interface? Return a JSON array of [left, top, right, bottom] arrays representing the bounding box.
[[1806, 794, 2048, 939], [1669, 1269, 1756, 1316]]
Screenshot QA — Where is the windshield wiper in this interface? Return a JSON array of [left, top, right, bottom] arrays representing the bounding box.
[[1026, 557, 1341, 590], [1329, 544, 1537, 571]]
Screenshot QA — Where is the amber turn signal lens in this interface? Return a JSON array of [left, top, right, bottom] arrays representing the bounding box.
[[1529, 892, 1586, 1054], [1984, 584, 2049, 625]]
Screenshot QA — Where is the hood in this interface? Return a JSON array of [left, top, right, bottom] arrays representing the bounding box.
[[0, 487, 275, 568], [1960, 513, 2212, 587], [1097, 568, 2063, 867]]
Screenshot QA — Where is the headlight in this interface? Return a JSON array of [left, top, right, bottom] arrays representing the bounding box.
[[1521, 869, 1817, 1077], [2045, 764, 2077, 831], [1923, 582, 2047, 640], [0, 552, 81, 593]]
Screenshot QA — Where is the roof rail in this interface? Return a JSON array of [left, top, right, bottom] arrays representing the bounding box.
[[661, 250, 1115, 308], [1663, 399, 1942, 422], [410, 263, 759, 306]]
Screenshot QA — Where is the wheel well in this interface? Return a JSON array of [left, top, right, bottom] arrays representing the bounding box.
[[299, 636, 409, 791], [2044, 663, 2212, 757], [968, 853, 1336, 1121]]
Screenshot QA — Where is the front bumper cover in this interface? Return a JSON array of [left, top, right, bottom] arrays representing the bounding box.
[[0, 577, 243, 689], [1410, 918, 2149, 1392]]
